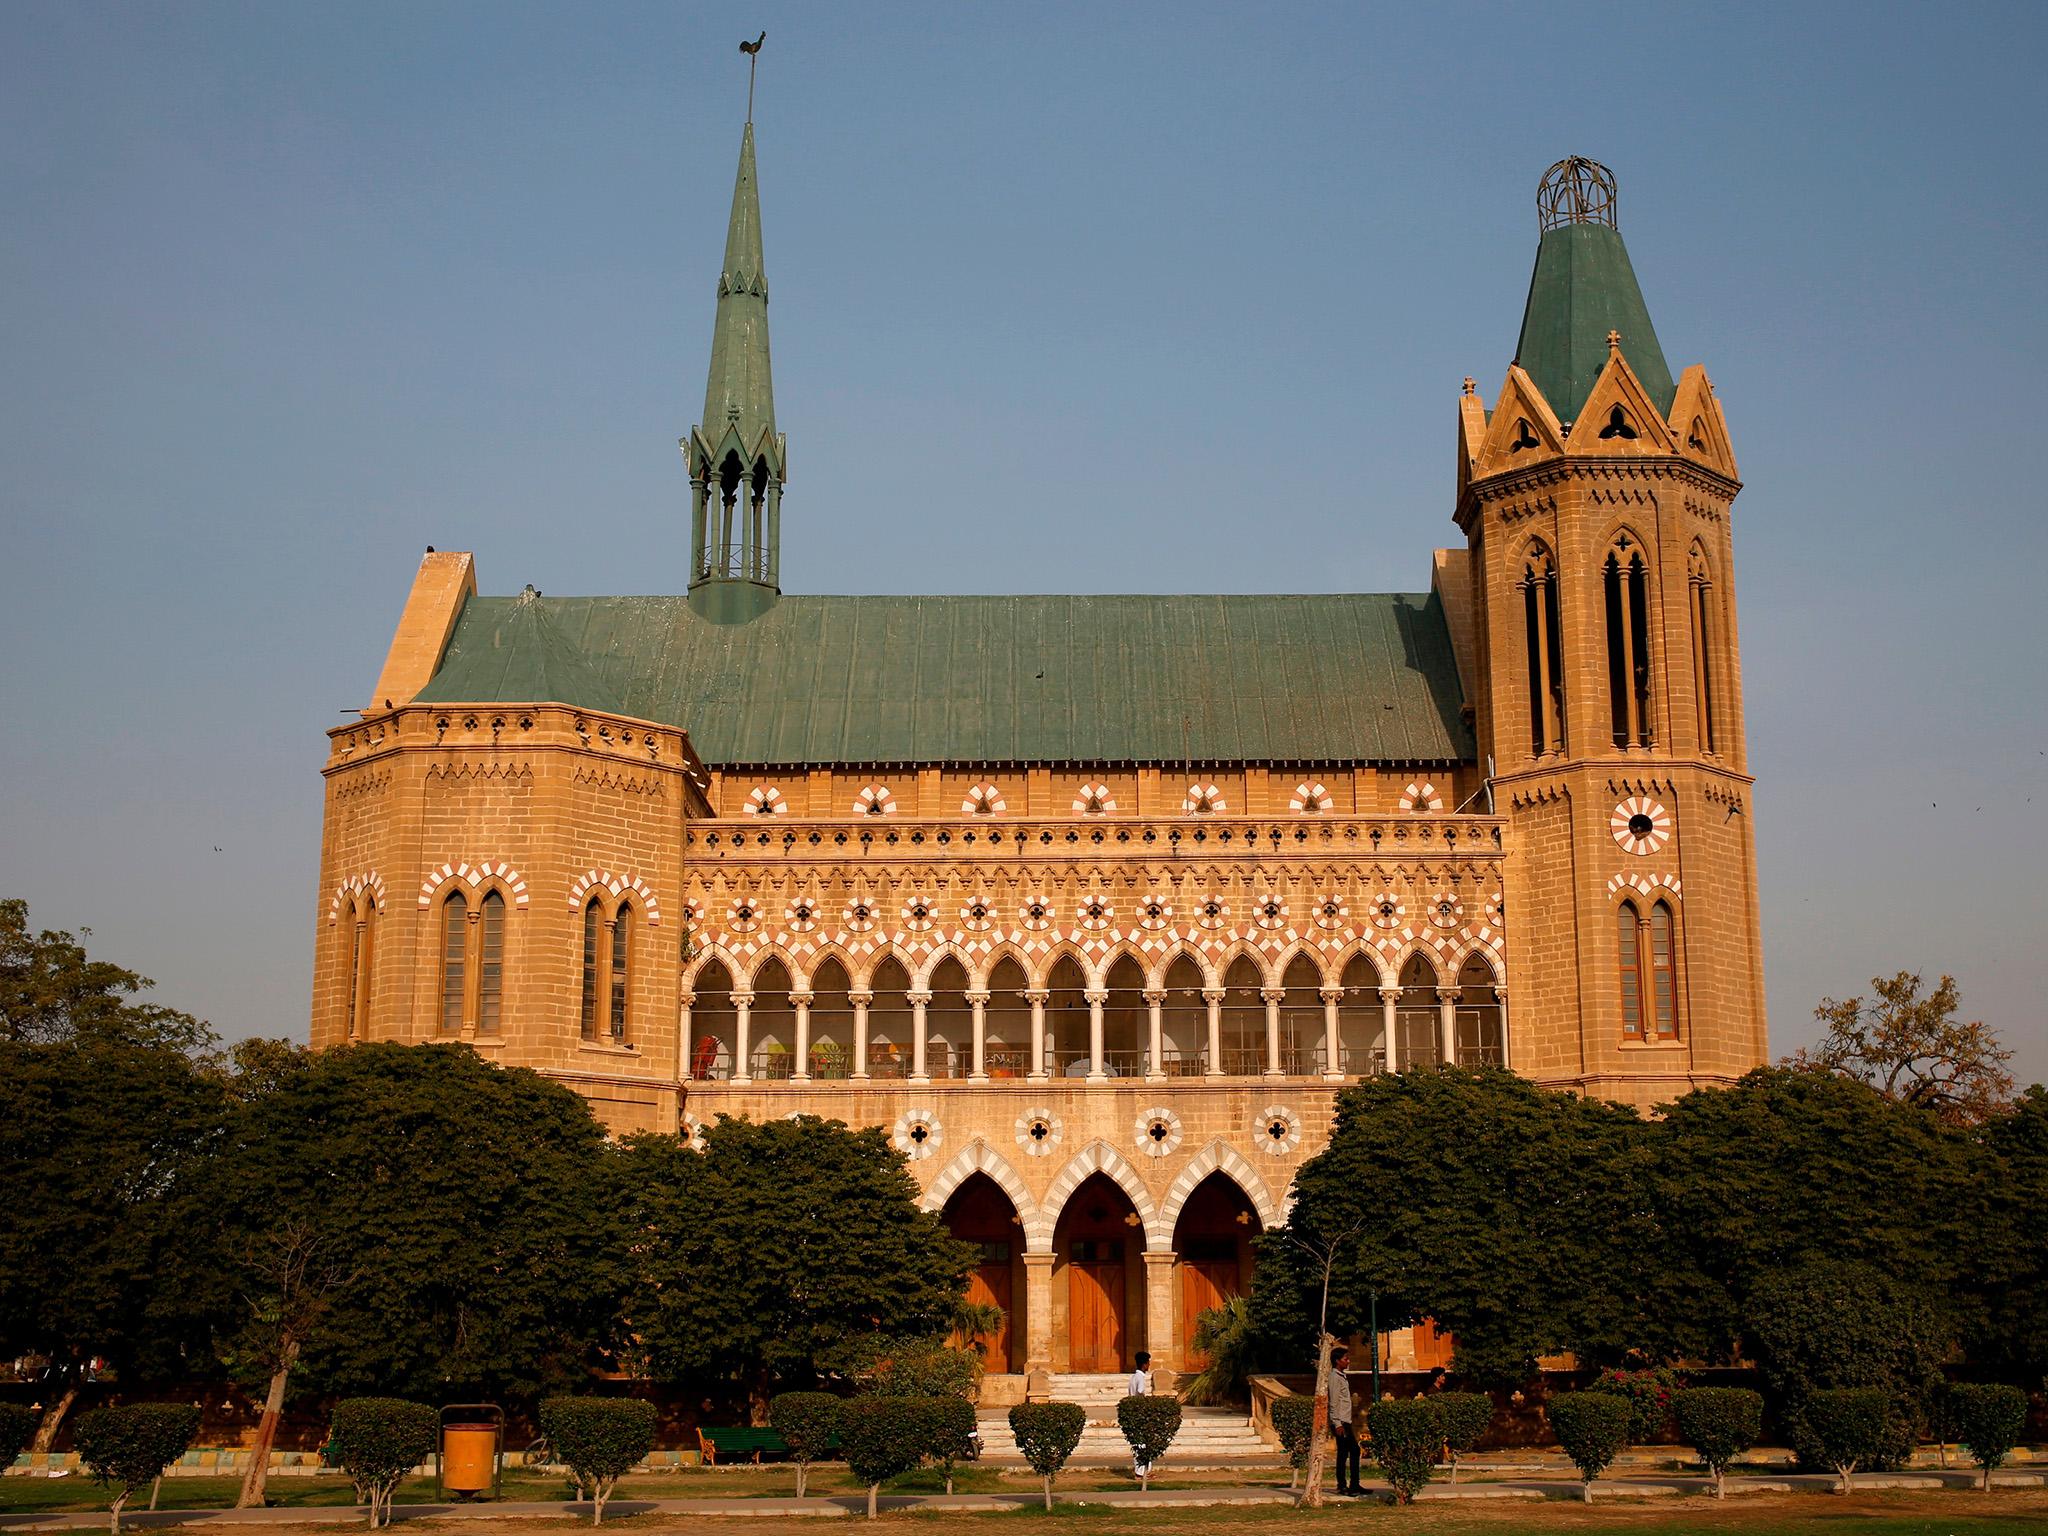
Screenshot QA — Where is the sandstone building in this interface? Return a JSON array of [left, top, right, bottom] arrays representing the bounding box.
[[313, 130, 1765, 1387]]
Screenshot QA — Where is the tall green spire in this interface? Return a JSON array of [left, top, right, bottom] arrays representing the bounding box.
[[1514, 157, 1675, 423], [687, 120, 785, 624]]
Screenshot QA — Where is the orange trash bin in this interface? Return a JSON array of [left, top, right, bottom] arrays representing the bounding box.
[[438, 1406, 503, 1500]]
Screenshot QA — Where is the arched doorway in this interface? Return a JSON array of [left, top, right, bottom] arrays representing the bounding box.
[[1174, 1173, 1261, 1369], [1055, 1172, 1140, 1372], [687, 960, 736, 1080], [941, 1173, 1023, 1374]]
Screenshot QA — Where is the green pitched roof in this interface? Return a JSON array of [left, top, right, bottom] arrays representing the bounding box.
[[413, 592, 1473, 767], [1514, 221, 1675, 422]]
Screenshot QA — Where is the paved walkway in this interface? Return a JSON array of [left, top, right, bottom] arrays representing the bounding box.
[[2, 1467, 2043, 1528]]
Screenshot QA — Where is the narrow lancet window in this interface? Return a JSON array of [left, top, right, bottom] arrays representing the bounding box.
[[609, 904, 633, 1041], [1689, 544, 1718, 754], [439, 894, 466, 1034], [1604, 535, 1654, 748], [579, 899, 601, 1039], [1521, 543, 1565, 756], [478, 890, 505, 1035]]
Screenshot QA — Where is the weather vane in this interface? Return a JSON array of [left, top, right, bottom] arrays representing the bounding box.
[[740, 32, 765, 123]]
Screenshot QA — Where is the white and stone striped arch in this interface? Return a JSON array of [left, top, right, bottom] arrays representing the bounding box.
[[681, 944, 745, 993], [1158, 1137, 1285, 1239], [1030, 1139, 1166, 1254], [327, 872, 386, 922], [417, 860, 529, 910], [920, 1139, 1038, 1233], [568, 869, 662, 925], [1145, 940, 1216, 992]]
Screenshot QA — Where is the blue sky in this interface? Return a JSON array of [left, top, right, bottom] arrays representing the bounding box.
[[2, 2, 2042, 1083]]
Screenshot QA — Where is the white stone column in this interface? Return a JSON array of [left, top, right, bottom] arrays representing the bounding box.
[[1262, 988, 1285, 1078], [1085, 988, 1107, 1082], [1496, 986, 1512, 1070], [1203, 987, 1224, 1076], [732, 990, 754, 1085], [1144, 989, 1166, 1081], [1437, 986, 1459, 1068], [678, 992, 695, 1079], [1380, 985, 1402, 1073], [850, 990, 872, 1080], [1143, 1250, 1179, 1371], [1025, 989, 1049, 1081], [967, 990, 990, 1082], [909, 990, 932, 1083], [791, 991, 813, 1082], [1321, 986, 1345, 1082]]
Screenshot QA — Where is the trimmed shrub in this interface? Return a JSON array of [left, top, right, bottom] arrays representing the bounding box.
[[840, 1397, 928, 1520], [1671, 1387, 1762, 1498], [537, 1398, 658, 1526], [1270, 1395, 1315, 1489], [1547, 1392, 1631, 1503], [1435, 1392, 1493, 1484], [1805, 1387, 1891, 1494], [1586, 1366, 1682, 1444], [1949, 1383, 2029, 1491], [1007, 1402, 1086, 1512], [0, 1403, 39, 1471], [1367, 1397, 1443, 1504], [767, 1393, 843, 1499], [73, 1403, 202, 1535], [328, 1398, 437, 1529], [918, 1395, 980, 1496], [1116, 1395, 1183, 1490]]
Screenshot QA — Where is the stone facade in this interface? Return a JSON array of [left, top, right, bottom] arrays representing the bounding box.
[[309, 148, 1767, 1381]]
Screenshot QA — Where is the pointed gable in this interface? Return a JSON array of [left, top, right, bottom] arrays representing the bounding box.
[[1564, 344, 1679, 457], [1474, 365, 1567, 478], [1669, 365, 1739, 480]]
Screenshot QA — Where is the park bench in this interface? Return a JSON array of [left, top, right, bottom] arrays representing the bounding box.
[[695, 1426, 790, 1464]]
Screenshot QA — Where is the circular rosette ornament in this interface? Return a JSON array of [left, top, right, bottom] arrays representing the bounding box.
[[1256, 1104, 1303, 1157], [901, 894, 936, 933], [1134, 1106, 1184, 1158], [1020, 894, 1055, 931], [959, 894, 995, 933], [1194, 894, 1229, 931], [1015, 1106, 1064, 1158], [1252, 892, 1288, 931], [1313, 893, 1349, 930], [891, 1108, 942, 1161], [784, 895, 819, 934], [843, 896, 877, 933], [726, 895, 761, 933], [1427, 891, 1465, 930], [1073, 782, 1116, 815], [852, 783, 897, 817], [1137, 892, 1174, 931], [1367, 891, 1405, 931], [1611, 796, 1673, 856], [742, 784, 788, 816], [1077, 893, 1113, 931]]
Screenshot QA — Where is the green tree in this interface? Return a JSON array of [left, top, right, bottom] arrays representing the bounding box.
[[0, 899, 213, 1053], [1007, 1402, 1085, 1511], [621, 1115, 974, 1405], [767, 1393, 843, 1499], [839, 1397, 928, 1520], [1366, 1397, 1442, 1504], [1269, 1396, 1314, 1490], [1804, 1387, 1891, 1493], [1791, 972, 2013, 1126], [1975, 1087, 2048, 1390], [1116, 1395, 1181, 1492], [917, 1395, 979, 1495], [538, 1398, 657, 1525], [1647, 1068, 1984, 1364], [72, 1403, 201, 1535], [188, 1042, 627, 1436], [326, 1398, 437, 1529], [0, 1014, 223, 1449], [1546, 1392, 1630, 1503], [1948, 1383, 2028, 1491], [1250, 1069, 1654, 1382], [1435, 1391, 1492, 1483], [1670, 1386, 1762, 1498]]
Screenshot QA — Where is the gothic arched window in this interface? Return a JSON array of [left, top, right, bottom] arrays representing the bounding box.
[[1619, 898, 1679, 1040], [1520, 542, 1565, 757], [438, 892, 467, 1036], [609, 902, 634, 1041], [1604, 534, 1654, 748], [1688, 543, 1720, 755], [477, 890, 506, 1035], [579, 897, 602, 1040], [343, 893, 376, 1040]]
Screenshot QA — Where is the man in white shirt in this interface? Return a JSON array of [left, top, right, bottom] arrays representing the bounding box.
[[1328, 1344, 1360, 1495], [1128, 1351, 1155, 1479]]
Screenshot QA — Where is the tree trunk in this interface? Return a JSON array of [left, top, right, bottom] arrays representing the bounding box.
[[238, 1345, 299, 1508], [33, 1381, 80, 1454], [592, 1480, 606, 1526], [149, 1476, 162, 1511], [794, 1461, 806, 1498], [1041, 1473, 1052, 1512], [1581, 1479, 1592, 1504], [1298, 1334, 1333, 1509], [109, 1490, 127, 1536], [1713, 1467, 1724, 1499], [1982, 1465, 1993, 1492], [867, 1482, 879, 1520]]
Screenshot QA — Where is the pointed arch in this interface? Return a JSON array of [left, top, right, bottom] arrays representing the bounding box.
[[743, 945, 810, 993], [1031, 937, 1100, 992], [1031, 1139, 1166, 1253], [794, 941, 857, 994], [1144, 939, 1216, 992], [1325, 936, 1395, 990], [921, 1139, 1038, 1235], [682, 943, 745, 993], [912, 939, 979, 992], [971, 938, 1035, 992], [1159, 1138, 1284, 1237], [1450, 943, 1505, 987], [1267, 939, 1335, 991], [1209, 937, 1277, 990], [856, 945, 916, 997]]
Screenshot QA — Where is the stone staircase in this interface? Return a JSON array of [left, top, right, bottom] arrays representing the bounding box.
[[977, 1375, 1278, 1467]]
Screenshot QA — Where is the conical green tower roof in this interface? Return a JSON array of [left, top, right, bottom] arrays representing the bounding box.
[[1514, 168, 1675, 422], [699, 122, 776, 452]]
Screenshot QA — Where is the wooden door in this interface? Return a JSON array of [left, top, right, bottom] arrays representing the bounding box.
[[1068, 1262, 1125, 1371], [1181, 1260, 1241, 1369], [965, 1262, 1012, 1370]]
